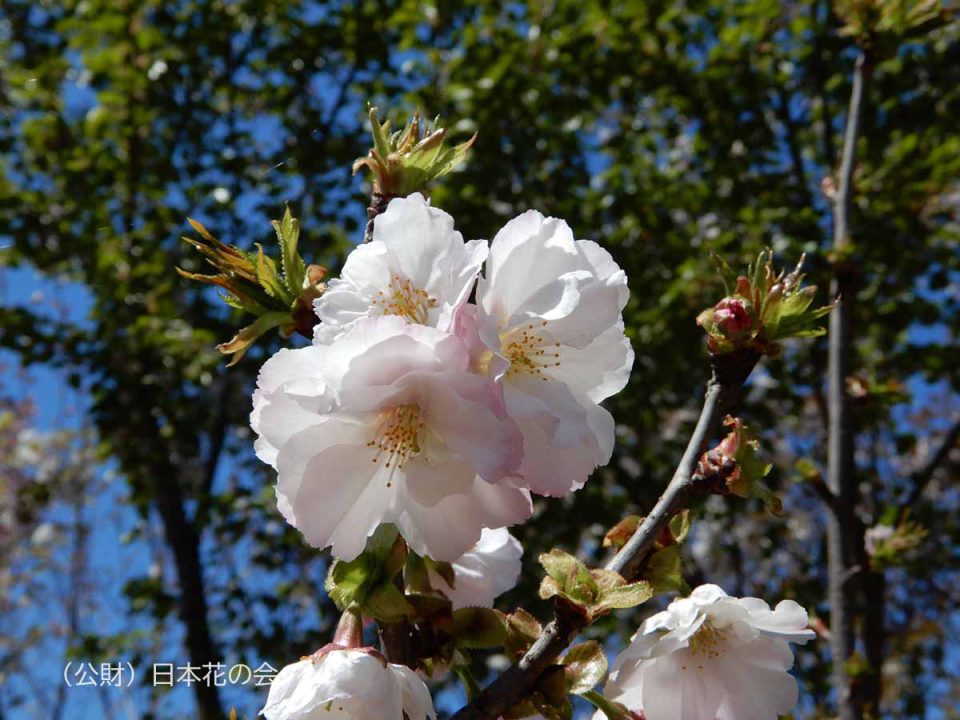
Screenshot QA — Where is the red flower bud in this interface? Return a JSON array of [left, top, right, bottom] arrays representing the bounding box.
[[712, 297, 753, 336]]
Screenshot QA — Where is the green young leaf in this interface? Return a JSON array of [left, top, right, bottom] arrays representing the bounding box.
[[354, 107, 476, 197], [216, 312, 290, 367], [504, 608, 542, 657], [603, 515, 641, 549], [326, 554, 379, 610], [274, 205, 306, 296], [595, 580, 653, 612], [324, 526, 406, 611], [255, 244, 291, 303], [646, 545, 689, 595], [363, 581, 415, 623], [562, 641, 608, 695], [668, 510, 692, 544]]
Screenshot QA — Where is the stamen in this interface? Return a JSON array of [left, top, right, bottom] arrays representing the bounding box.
[[366, 405, 425, 486], [501, 321, 562, 380], [370, 274, 438, 324], [686, 621, 727, 661]]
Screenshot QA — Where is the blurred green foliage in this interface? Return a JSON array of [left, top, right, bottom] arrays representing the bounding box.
[[1, 0, 958, 717]]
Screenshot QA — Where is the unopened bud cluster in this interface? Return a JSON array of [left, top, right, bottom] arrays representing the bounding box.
[[697, 250, 832, 357]]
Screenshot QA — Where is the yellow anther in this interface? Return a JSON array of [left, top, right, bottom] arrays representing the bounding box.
[[370, 274, 438, 324], [366, 405, 425, 485], [501, 321, 562, 380]]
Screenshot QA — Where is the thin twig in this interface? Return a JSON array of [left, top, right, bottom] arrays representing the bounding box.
[[904, 415, 960, 509], [450, 358, 754, 720], [826, 48, 870, 720]]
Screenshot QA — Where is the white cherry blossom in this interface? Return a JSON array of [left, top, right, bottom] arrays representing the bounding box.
[[602, 584, 815, 720], [469, 210, 633, 496], [314, 193, 486, 343], [431, 527, 523, 609], [261, 649, 435, 720], [251, 315, 530, 561]]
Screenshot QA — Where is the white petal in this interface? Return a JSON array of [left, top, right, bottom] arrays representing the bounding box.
[[478, 211, 582, 324], [317, 651, 403, 719], [261, 651, 403, 720], [575, 238, 629, 310], [554, 321, 634, 402], [438, 528, 523, 609], [255, 345, 331, 395], [315, 195, 483, 341], [689, 584, 729, 605], [390, 663, 437, 720], [640, 652, 725, 720], [713, 651, 799, 720], [740, 597, 816, 644], [372, 194, 461, 289]]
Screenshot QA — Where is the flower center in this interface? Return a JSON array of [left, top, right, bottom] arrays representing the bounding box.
[[501, 320, 561, 381], [371, 274, 437, 324], [366, 404, 424, 485], [687, 620, 727, 659]]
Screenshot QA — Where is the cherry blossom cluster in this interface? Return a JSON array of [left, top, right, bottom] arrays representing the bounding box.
[[251, 193, 632, 562], [248, 194, 818, 720]]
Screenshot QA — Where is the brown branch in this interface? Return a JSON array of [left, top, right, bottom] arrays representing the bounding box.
[[904, 415, 960, 509], [826, 48, 871, 720], [450, 353, 758, 720]]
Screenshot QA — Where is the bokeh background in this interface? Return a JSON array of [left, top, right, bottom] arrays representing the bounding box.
[[2, 1, 959, 718]]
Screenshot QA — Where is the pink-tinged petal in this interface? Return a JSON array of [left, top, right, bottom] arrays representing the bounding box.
[[503, 379, 611, 496], [334, 317, 469, 389], [397, 478, 532, 562], [402, 455, 477, 508], [252, 387, 331, 468], [418, 371, 522, 483], [274, 419, 387, 561]]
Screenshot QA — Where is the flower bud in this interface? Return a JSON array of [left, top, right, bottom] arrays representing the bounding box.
[[699, 250, 833, 357]]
